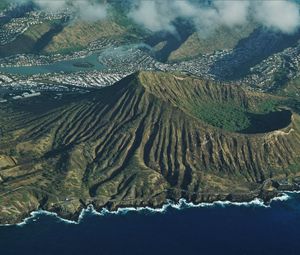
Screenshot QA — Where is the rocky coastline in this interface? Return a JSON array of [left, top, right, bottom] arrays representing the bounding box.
[[1, 177, 299, 226]]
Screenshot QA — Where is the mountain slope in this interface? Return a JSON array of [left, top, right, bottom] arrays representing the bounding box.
[[0, 21, 64, 57], [44, 20, 127, 54], [168, 24, 256, 61], [0, 71, 300, 224]]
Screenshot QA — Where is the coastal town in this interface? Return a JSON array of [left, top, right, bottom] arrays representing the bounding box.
[[0, 37, 123, 67], [0, 2, 299, 100], [0, 39, 300, 97], [0, 7, 70, 46], [1, 1, 300, 253]]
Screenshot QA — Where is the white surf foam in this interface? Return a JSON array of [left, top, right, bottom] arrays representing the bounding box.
[[16, 210, 78, 227], [97, 197, 269, 216], [1, 192, 297, 227], [270, 193, 291, 202], [285, 190, 300, 194]]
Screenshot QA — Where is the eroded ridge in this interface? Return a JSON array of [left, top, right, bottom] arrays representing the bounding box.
[[0, 71, 299, 224]]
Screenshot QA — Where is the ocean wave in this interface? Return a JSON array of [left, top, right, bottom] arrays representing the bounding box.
[[98, 197, 269, 216], [0, 210, 79, 227], [75, 192, 296, 217], [270, 193, 291, 202], [0, 193, 295, 227], [18, 210, 78, 227], [285, 190, 300, 194]]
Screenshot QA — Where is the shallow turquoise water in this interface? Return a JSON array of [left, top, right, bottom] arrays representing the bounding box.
[[0, 53, 103, 75]]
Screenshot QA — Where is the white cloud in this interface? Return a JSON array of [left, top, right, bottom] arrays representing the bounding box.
[[76, 1, 107, 22], [214, 1, 250, 27], [13, 0, 107, 22], [129, 1, 178, 32], [11, 0, 300, 33], [254, 0, 300, 33], [34, 0, 67, 11], [128, 0, 300, 35]]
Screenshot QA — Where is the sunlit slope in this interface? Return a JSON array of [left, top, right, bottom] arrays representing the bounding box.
[[0, 21, 63, 57], [0, 19, 130, 56], [168, 24, 256, 61], [44, 20, 128, 54], [0, 71, 300, 224]]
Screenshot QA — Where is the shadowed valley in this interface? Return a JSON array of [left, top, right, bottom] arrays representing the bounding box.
[[0, 71, 300, 224]]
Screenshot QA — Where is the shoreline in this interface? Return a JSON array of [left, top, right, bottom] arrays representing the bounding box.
[[1, 191, 296, 228]]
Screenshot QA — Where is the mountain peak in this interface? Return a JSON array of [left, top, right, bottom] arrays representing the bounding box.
[[1, 70, 299, 224]]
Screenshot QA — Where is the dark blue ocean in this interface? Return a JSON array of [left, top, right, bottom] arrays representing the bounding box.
[[1, 193, 300, 255]]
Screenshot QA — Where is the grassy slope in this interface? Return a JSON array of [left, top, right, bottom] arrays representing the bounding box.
[[44, 20, 127, 54], [1, 6, 256, 58], [24, 22, 53, 41], [138, 72, 286, 132], [191, 102, 250, 132], [0, 4, 145, 56], [168, 24, 256, 61], [0, 18, 128, 56], [277, 76, 300, 98], [0, 21, 57, 57], [43, 3, 147, 55], [275, 76, 300, 114], [1, 71, 300, 224]]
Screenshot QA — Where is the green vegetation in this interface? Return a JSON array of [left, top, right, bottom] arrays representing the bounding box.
[[168, 24, 256, 61], [255, 99, 280, 113], [0, 20, 64, 57], [259, 75, 300, 119], [24, 22, 53, 40], [191, 102, 250, 132], [276, 76, 300, 98], [272, 67, 290, 90], [287, 161, 300, 173], [0, 4, 145, 57], [138, 71, 290, 133], [1, 71, 300, 224], [189, 97, 289, 133], [44, 20, 127, 54]]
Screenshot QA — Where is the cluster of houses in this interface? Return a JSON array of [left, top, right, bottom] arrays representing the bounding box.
[[241, 43, 300, 91], [0, 37, 123, 68], [0, 7, 70, 46], [0, 90, 41, 103]]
